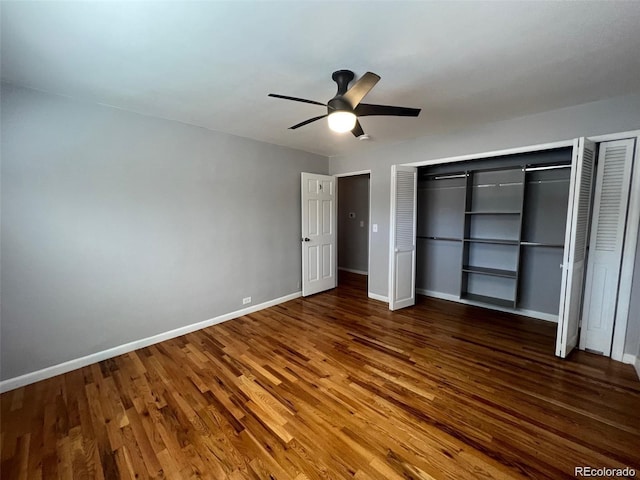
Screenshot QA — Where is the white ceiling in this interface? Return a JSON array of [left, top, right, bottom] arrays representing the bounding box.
[[2, 1, 640, 157]]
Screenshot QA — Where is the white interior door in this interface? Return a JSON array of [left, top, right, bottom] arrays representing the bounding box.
[[580, 139, 635, 355], [389, 165, 417, 310], [301, 172, 336, 296], [556, 138, 596, 358]]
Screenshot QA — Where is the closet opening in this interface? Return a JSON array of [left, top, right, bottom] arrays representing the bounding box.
[[337, 173, 371, 291], [415, 147, 573, 341], [389, 133, 639, 362]]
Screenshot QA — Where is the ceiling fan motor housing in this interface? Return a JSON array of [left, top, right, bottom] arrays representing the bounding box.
[[331, 70, 355, 96], [328, 96, 352, 113], [329, 70, 356, 114]]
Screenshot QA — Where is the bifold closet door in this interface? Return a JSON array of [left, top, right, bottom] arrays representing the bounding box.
[[389, 165, 417, 310], [556, 138, 595, 358], [580, 139, 635, 356]]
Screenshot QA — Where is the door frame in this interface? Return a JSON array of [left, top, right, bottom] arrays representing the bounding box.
[[335, 170, 372, 292], [390, 131, 640, 363]]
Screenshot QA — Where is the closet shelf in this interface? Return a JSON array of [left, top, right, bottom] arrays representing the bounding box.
[[462, 265, 517, 278], [464, 238, 519, 245], [460, 292, 514, 308], [417, 235, 462, 242]]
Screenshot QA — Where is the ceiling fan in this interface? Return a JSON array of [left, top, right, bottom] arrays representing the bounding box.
[[268, 70, 421, 137]]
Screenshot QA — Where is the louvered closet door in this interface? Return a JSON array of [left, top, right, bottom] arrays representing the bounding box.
[[580, 139, 635, 356], [556, 138, 595, 358], [389, 165, 417, 310]]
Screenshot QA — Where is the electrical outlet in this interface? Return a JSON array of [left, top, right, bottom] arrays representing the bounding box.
[[296, 281, 301, 289], [242, 297, 251, 305]]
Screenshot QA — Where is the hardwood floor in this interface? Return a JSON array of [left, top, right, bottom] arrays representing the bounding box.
[[2, 271, 639, 479]]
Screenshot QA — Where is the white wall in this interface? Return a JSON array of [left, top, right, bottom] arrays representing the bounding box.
[[0, 84, 327, 382], [3, 84, 639, 384], [329, 93, 640, 354]]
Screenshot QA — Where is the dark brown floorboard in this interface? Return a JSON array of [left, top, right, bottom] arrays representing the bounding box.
[[2, 271, 639, 479]]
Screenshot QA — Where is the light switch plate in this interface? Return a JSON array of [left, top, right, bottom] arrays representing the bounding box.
[[372, 224, 378, 232]]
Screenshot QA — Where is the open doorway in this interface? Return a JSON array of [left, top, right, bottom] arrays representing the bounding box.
[[337, 173, 370, 290]]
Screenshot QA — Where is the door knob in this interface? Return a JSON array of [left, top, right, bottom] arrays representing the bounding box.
[[302, 237, 311, 242]]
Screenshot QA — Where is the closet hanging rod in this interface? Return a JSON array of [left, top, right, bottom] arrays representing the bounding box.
[[525, 164, 571, 172], [433, 173, 466, 180]]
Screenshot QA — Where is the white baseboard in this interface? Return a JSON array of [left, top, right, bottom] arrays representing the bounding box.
[[417, 289, 459, 302], [368, 292, 389, 303], [516, 309, 558, 323], [622, 353, 640, 380], [338, 267, 368, 275], [0, 291, 302, 394], [622, 353, 636, 364], [416, 289, 558, 323]]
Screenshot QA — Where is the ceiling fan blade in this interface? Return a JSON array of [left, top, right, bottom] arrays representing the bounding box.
[[351, 120, 364, 138], [289, 115, 328, 130], [268, 94, 326, 107], [342, 72, 380, 108], [355, 103, 421, 117]]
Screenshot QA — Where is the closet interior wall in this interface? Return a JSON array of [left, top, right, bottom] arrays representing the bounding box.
[[416, 148, 573, 320]]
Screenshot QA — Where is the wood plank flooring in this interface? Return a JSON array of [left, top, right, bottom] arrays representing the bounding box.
[[2, 271, 639, 479]]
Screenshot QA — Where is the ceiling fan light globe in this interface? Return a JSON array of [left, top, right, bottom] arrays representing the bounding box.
[[328, 111, 357, 133]]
